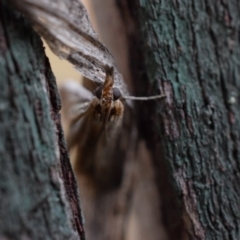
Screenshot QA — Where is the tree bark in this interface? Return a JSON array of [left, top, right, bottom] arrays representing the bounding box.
[[132, 1, 240, 239], [0, 1, 84, 239], [76, 1, 240, 240]]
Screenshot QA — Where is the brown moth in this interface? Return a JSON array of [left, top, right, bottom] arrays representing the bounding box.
[[60, 65, 165, 189], [9, 0, 129, 97], [60, 65, 125, 188]]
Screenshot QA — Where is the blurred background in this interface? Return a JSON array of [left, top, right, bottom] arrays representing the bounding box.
[[43, 41, 82, 84]]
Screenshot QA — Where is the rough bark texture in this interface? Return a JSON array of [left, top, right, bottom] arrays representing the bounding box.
[[0, 1, 84, 239], [79, 1, 240, 240], [129, 1, 240, 240]]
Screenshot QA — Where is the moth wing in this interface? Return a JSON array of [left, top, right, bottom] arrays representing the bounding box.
[[59, 81, 93, 148]]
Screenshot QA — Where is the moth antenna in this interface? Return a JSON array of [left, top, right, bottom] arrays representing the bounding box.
[[122, 94, 166, 101]]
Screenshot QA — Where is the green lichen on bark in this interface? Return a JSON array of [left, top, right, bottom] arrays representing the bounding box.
[[136, 0, 240, 239], [0, 1, 81, 239]]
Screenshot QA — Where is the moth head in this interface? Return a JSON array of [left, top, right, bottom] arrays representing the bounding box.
[[93, 66, 123, 126], [94, 86, 122, 101]]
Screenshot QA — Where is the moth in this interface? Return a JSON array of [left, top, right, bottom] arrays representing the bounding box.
[[60, 65, 124, 186], [60, 65, 164, 188]]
